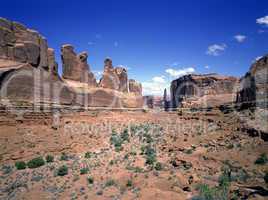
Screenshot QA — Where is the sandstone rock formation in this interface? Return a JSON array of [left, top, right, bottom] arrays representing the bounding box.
[[0, 18, 48, 68], [47, 48, 58, 75], [99, 58, 120, 90], [61, 44, 97, 87], [236, 55, 268, 108], [170, 74, 238, 108], [0, 18, 143, 108], [115, 66, 128, 92], [143, 95, 163, 109], [129, 79, 142, 95]]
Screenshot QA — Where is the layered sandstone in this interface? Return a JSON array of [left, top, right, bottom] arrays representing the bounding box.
[[170, 74, 238, 108], [0, 18, 48, 69], [99, 58, 120, 90], [129, 79, 142, 95], [236, 55, 268, 108], [61, 44, 97, 87], [0, 18, 143, 108]]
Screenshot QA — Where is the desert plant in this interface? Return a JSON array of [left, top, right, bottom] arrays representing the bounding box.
[[155, 162, 163, 171], [15, 161, 27, 170], [46, 155, 54, 163], [264, 172, 268, 184], [80, 167, 89, 175], [57, 165, 68, 176], [87, 176, 94, 184], [255, 153, 268, 165], [27, 157, 45, 169], [105, 179, 116, 187], [126, 179, 133, 187], [60, 152, 69, 161], [85, 152, 91, 159]]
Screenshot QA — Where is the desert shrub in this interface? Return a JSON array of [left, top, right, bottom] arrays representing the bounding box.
[[87, 176, 94, 184], [255, 153, 268, 165], [27, 157, 45, 169], [155, 162, 163, 171], [143, 145, 157, 165], [196, 184, 217, 200], [110, 133, 123, 151], [120, 128, 129, 142], [264, 172, 268, 184], [80, 167, 89, 175], [105, 179, 116, 187], [85, 152, 91, 159], [15, 161, 27, 170], [126, 179, 133, 187], [57, 165, 68, 176], [195, 167, 231, 200], [46, 155, 54, 163], [2, 165, 13, 174], [183, 149, 193, 154], [60, 152, 69, 161]]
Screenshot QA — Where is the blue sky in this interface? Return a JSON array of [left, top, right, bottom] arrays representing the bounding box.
[[1, 0, 268, 95]]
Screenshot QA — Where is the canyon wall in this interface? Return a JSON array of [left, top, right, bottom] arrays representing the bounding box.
[[0, 17, 143, 108], [236, 55, 268, 109], [170, 74, 238, 108]]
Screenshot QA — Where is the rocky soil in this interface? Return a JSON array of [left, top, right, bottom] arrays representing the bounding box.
[[0, 108, 267, 200]]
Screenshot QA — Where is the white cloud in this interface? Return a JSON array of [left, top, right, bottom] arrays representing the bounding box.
[[152, 76, 165, 83], [165, 67, 195, 77], [142, 76, 168, 95], [204, 65, 210, 69], [257, 15, 268, 26], [234, 35, 247, 43], [206, 44, 227, 56]]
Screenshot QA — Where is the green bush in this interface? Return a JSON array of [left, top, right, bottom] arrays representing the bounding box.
[[15, 161, 26, 170], [27, 157, 45, 169], [85, 152, 91, 159], [87, 176, 94, 184], [155, 162, 163, 171], [105, 179, 116, 187], [46, 155, 54, 163], [60, 153, 69, 161], [126, 179, 133, 187], [120, 128, 129, 142], [57, 165, 68, 176], [264, 172, 268, 184], [255, 153, 268, 165], [80, 167, 89, 175]]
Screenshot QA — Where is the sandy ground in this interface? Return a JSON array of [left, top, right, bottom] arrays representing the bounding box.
[[0, 108, 267, 200]]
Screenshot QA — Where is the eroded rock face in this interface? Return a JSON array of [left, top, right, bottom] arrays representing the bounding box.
[[0, 18, 143, 108], [170, 74, 238, 108], [236, 55, 268, 108], [0, 61, 75, 105], [61, 44, 97, 86], [99, 58, 120, 90], [47, 48, 58, 75], [0, 18, 48, 68], [129, 79, 142, 95], [115, 66, 128, 92]]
